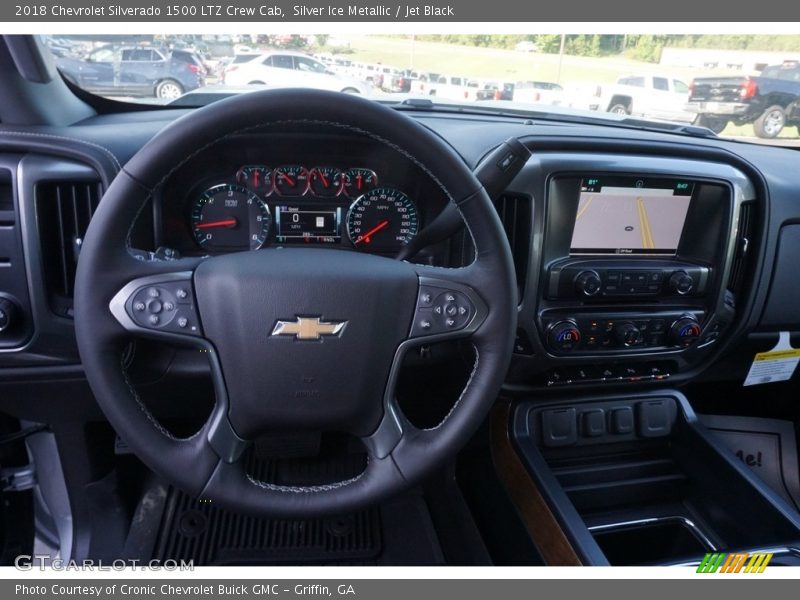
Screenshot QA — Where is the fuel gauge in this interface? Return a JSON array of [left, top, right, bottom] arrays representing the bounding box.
[[309, 166, 343, 197]]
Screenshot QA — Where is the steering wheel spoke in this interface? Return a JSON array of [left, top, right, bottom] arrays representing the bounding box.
[[108, 266, 206, 345]]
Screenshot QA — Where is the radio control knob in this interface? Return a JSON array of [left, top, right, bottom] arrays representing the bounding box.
[[614, 322, 642, 347], [668, 271, 694, 295], [547, 320, 582, 353], [669, 316, 701, 347], [574, 271, 602, 297]]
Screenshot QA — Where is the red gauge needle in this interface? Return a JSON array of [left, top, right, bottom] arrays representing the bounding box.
[[318, 171, 330, 187], [355, 220, 389, 245], [280, 173, 296, 187], [252, 170, 260, 187], [356, 174, 363, 191], [196, 218, 237, 229]]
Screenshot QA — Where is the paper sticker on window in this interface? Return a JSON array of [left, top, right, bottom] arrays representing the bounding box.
[[743, 332, 800, 386]]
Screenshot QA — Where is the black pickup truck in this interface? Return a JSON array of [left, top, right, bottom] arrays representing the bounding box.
[[687, 61, 800, 137]]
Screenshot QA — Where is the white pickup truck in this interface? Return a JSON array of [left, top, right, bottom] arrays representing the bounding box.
[[414, 74, 479, 101], [566, 74, 695, 123]]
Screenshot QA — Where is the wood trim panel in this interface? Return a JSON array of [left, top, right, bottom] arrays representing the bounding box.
[[490, 400, 583, 566]]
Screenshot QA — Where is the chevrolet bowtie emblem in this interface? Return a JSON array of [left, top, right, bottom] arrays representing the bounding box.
[[271, 317, 347, 340]]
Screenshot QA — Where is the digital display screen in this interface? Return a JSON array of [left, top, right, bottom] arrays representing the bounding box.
[[569, 176, 694, 255], [275, 205, 342, 244]]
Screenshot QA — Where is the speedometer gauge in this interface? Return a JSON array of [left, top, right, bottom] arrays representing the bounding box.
[[346, 187, 419, 254], [191, 183, 271, 252]]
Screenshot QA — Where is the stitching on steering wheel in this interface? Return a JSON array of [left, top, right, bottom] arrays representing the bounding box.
[[422, 346, 479, 431], [119, 355, 204, 443], [245, 456, 369, 493]]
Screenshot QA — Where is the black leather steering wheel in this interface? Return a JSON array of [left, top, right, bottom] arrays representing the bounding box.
[[74, 89, 516, 517]]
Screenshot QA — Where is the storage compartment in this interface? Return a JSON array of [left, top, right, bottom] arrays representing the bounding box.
[[591, 518, 711, 565], [510, 392, 800, 565]]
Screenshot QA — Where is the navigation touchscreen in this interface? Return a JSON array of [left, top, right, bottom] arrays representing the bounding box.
[[569, 176, 694, 255]]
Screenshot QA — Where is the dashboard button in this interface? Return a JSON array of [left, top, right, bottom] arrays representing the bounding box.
[[599, 366, 623, 382], [569, 365, 601, 383], [541, 408, 577, 447], [582, 409, 605, 437], [610, 407, 634, 434]]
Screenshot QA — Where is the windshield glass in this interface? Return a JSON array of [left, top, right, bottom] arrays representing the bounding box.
[[43, 34, 800, 145]]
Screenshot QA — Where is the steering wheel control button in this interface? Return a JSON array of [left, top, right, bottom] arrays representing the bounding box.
[[117, 275, 203, 338], [418, 289, 435, 306], [411, 282, 481, 339]]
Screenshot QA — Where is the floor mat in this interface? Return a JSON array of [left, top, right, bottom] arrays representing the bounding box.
[[151, 450, 445, 565], [154, 489, 382, 565], [699, 414, 800, 512]]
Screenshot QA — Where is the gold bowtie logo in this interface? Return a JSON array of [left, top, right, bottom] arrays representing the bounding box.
[[271, 317, 347, 341]]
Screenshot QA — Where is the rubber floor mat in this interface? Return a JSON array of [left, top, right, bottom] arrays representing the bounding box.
[[151, 447, 444, 565], [700, 414, 800, 512], [153, 489, 382, 565]]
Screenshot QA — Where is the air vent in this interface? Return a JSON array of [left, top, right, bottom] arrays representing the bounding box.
[[494, 194, 532, 300], [726, 201, 755, 301], [35, 180, 103, 316]]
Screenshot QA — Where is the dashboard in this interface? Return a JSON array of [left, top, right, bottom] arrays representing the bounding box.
[[156, 131, 449, 258], [1, 106, 798, 400]]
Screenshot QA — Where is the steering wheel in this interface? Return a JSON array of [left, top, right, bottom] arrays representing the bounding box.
[[74, 89, 516, 517]]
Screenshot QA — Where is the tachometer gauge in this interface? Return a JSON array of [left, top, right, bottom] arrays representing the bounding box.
[[236, 165, 272, 197], [346, 187, 419, 254], [272, 165, 310, 196], [342, 168, 378, 198], [309, 166, 343, 197], [191, 183, 272, 252]]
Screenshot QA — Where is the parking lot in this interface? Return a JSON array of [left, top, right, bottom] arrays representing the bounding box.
[[45, 34, 800, 144]]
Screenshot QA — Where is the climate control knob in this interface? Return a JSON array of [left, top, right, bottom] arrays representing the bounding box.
[[574, 270, 602, 297], [547, 320, 581, 353], [614, 322, 642, 347], [669, 316, 701, 347], [668, 271, 694, 295]]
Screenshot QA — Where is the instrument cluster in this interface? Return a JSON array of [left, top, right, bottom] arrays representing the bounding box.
[[187, 164, 419, 255]]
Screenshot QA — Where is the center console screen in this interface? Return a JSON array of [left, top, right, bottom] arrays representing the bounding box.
[[569, 176, 694, 255]]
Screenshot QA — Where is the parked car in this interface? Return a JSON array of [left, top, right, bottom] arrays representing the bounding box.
[[512, 80, 564, 105], [476, 81, 515, 101], [686, 61, 800, 137], [426, 75, 480, 101], [57, 45, 205, 100], [567, 74, 695, 123], [222, 51, 370, 93]]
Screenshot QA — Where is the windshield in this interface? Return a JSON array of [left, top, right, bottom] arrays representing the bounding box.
[[44, 34, 800, 145]]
